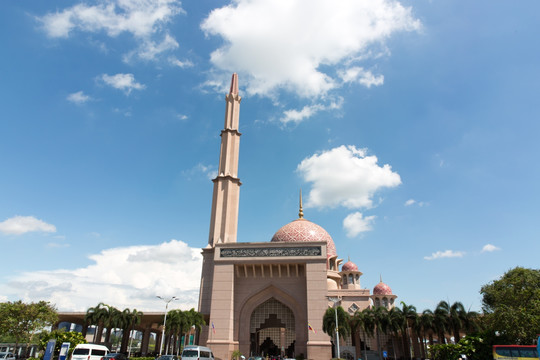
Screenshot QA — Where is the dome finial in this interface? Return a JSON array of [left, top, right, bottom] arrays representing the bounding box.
[[299, 189, 304, 219], [380, 274, 383, 283]]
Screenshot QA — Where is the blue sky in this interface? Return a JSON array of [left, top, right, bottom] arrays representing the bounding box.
[[1, 0, 539, 313]]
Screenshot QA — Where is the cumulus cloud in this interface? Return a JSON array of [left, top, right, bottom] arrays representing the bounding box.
[[481, 244, 501, 253], [169, 57, 194, 69], [424, 250, 465, 260], [201, 0, 420, 98], [101, 73, 145, 94], [338, 67, 384, 88], [343, 212, 376, 238], [38, 0, 184, 62], [0, 239, 202, 311], [0, 216, 56, 235], [297, 145, 401, 209], [182, 163, 217, 180], [280, 98, 343, 125], [404, 199, 427, 207], [67, 91, 91, 104]]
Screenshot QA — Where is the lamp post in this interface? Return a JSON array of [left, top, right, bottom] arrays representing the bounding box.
[[157, 296, 178, 356], [327, 297, 340, 359]]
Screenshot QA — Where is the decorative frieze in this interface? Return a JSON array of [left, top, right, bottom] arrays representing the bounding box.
[[220, 246, 322, 258]]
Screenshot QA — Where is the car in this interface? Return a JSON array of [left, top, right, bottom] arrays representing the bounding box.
[[180, 346, 214, 360], [247, 357, 264, 360], [0, 353, 16, 360], [71, 344, 109, 360], [156, 355, 178, 360], [104, 354, 128, 360]]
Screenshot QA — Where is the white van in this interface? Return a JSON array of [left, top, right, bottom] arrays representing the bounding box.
[[71, 344, 109, 360], [181, 345, 214, 360]]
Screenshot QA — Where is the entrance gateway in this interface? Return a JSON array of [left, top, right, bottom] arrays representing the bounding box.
[[250, 298, 295, 358], [196, 74, 399, 360]]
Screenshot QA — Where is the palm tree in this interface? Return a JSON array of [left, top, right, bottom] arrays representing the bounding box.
[[371, 306, 389, 360], [85, 303, 110, 343], [181, 308, 205, 347], [400, 302, 418, 360], [419, 309, 435, 358], [166, 309, 186, 354], [119, 308, 143, 355], [322, 306, 351, 358], [85, 305, 102, 343], [386, 307, 404, 360], [360, 308, 375, 360], [434, 301, 450, 344], [102, 305, 122, 345]]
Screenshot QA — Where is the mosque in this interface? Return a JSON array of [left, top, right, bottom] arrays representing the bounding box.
[[197, 74, 398, 360]]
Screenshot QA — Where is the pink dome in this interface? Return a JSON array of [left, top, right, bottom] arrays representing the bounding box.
[[271, 218, 336, 258], [373, 281, 393, 295], [342, 260, 358, 272]]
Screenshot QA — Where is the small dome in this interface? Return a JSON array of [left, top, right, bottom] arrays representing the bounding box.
[[373, 281, 393, 295], [271, 218, 336, 258], [342, 260, 358, 272]]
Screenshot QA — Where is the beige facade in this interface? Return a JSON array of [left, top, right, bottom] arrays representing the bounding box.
[[198, 74, 397, 360]]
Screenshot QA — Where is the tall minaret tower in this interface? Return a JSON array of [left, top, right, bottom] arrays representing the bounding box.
[[207, 73, 242, 246]]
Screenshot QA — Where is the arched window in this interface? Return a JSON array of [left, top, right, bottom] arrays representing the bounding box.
[[349, 274, 354, 284], [375, 298, 380, 307], [383, 298, 389, 308], [343, 275, 347, 284]]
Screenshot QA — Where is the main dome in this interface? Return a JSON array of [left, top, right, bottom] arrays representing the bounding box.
[[271, 218, 337, 258]]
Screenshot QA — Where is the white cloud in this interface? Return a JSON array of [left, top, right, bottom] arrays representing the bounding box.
[[343, 212, 376, 238], [0, 216, 56, 235], [47, 242, 70, 248], [481, 244, 501, 253], [404, 199, 416, 206], [338, 67, 384, 88], [67, 91, 91, 104], [297, 145, 401, 209], [404, 199, 427, 207], [38, 1, 184, 62], [280, 98, 343, 125], [168, 57, 194, 69], [0, 239, 202, 311], [124, 34, 180, 63], [424, 250, 465, 260], [201, 0, 420, 98], [182, 163, 217, 180], [101, 73, 145, 94]]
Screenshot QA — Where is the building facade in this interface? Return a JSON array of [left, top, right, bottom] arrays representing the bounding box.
[[197, 74, 398, 360]]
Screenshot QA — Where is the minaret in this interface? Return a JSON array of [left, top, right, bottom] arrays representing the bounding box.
[[207, 73, 242, 246]]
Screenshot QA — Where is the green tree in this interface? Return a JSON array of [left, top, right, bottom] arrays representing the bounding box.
[[386, 307, 404, 360], [399, 302, 418, 360], [322, 306, 351, 341], [480, 266, 540, 344], [418, 309, 435, 357], [38, 329, 87, 359], [0, 300, 58, 355]]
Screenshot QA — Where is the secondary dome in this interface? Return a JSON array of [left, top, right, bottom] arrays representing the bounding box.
[[271, 218, 337, 258], [342, 260, 358, 272], [373, 281, 393, 295]]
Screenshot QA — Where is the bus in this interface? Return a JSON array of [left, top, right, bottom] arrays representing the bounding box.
[[493, 345, 539, 359]]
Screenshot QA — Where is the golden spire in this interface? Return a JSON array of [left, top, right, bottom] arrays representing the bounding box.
[[299, 189, 304, 219]]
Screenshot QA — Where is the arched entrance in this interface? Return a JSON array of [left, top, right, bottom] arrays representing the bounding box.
[[250, 298, 295, 358]]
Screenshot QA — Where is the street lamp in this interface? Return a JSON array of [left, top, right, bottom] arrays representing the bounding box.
[[327, 296, 340, 359], [157, 296, 178, 356]]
